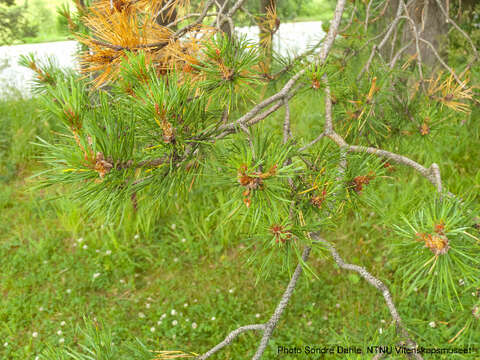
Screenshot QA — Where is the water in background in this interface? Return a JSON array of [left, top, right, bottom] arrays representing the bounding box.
[[0, 21, 324, 98]]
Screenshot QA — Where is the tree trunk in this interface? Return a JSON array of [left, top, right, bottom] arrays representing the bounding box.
[[217, 0, 232, 38], [383, 0, 448, 67]]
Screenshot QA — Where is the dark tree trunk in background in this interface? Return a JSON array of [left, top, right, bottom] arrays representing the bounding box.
[[156, 0, 177, 28], [385, 0, 448, 67], [259, 0, 276, 47], [217, 0, 232, 37]]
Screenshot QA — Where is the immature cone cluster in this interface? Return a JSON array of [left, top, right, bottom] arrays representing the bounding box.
[[237, 164, 277, 207], [270, 224, 292, 244], [415, 221, 450, 256]]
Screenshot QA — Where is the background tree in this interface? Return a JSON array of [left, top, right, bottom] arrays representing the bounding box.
[[0, 0, 37, 44]]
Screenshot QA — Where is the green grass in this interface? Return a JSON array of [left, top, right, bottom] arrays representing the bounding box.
[[0, 82, 479, 360]]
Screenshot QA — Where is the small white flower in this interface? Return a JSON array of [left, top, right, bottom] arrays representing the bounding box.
[[183, 303, 188, 308], [171, 224, 176, 230], [66, 289, 72, 294], [322, 315, 328, 321], [93, 272, 101, 279], [106, 250, 112, 255], [335, 303, 340, 308], [380, 319, 386, 324], [157, 320, 162, 325], [134, 234, 140, 240], [414, 287, 418, 292], [150, 327, 155, 333], [35, 357, 39, 360], [134, 274, 140, 278], [307, 321, 312, 326], [120, 279, 125, 284], [185, 318, 189, 322], [181, 238, 186, 243], [95, 249, 100, 253], [3, 342, 7, 347], [32, 332, 38, 338], [312, 302, 316, 306], [192, 322, 198, 329], [459, 279, 465, 286], [172, 334, 176, 339], [38, 307, 44, 312], [172, 320, 178, 326], [83, 245, 88, 250], [429, 321, 436, 328], [60, 321, 66, 326], [171, 309, 177, 316], [379, 328, 383, 334], [73, 243, 77, 247], [57, 330, 62, 336], [255, 313, 260, 318], [77, 237, 84, 243], [173, 258, 179, 263], [43, 260, 48, 264], [161, 313, 167, 319], [146, 303, 151, 309], [59, 338, 65, 344], [211, 316, 216, 321], [138, 312, 146, 319], [194, 299, 198, 303], [229, 289, 234, 294]]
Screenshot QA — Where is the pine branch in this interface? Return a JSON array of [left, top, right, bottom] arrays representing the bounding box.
[[311, 234, 424, 360]]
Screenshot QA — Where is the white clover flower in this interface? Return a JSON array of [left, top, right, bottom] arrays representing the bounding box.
[[32, 332, 38, 338], [161, 313, 167, 319], [192, 322, 198, 329], [171, 309, 177, 316], [459, 279, 465, 286], [172, 320, 178, 326], [3, 342, 8, 347], [173, 258, 179, 263], [93, 272, 101, 279], [379, 328, 383, 334], [157, 320, 162, 325], [335, 303, 340, 308], [211, 316, 216, 321], [60, 321, 66, 326], [185, 318, 189, 322], [150, 327, 155, 333], [429, 321, 436, 328], [35, 357, 39, 360], [194, 299, 198, 303], [380, 319, 386, 324], [83, 245, 88, 250], [57, 330, 62, 336], [255, 313, 260, 318], [183, 303, 188, 308], [73, 243, 77, 247], [106, 250, 112, 255], [134, 234, 140, 240], [119, 279, 125, 284], [146, 303, 151, 309], [95, 249, 100, 253], [181, 238, 186, 243], [322, 315, 328, 321], [138, 312, 146, 318], [307, 321, 312, 326], [171, 224, 176, 230], [59, 338, 65, 344], [229, 289, 234, 294], [66, 289, 72, 294], [38, 307, 44, 312], [77, 238, 84, 243]]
